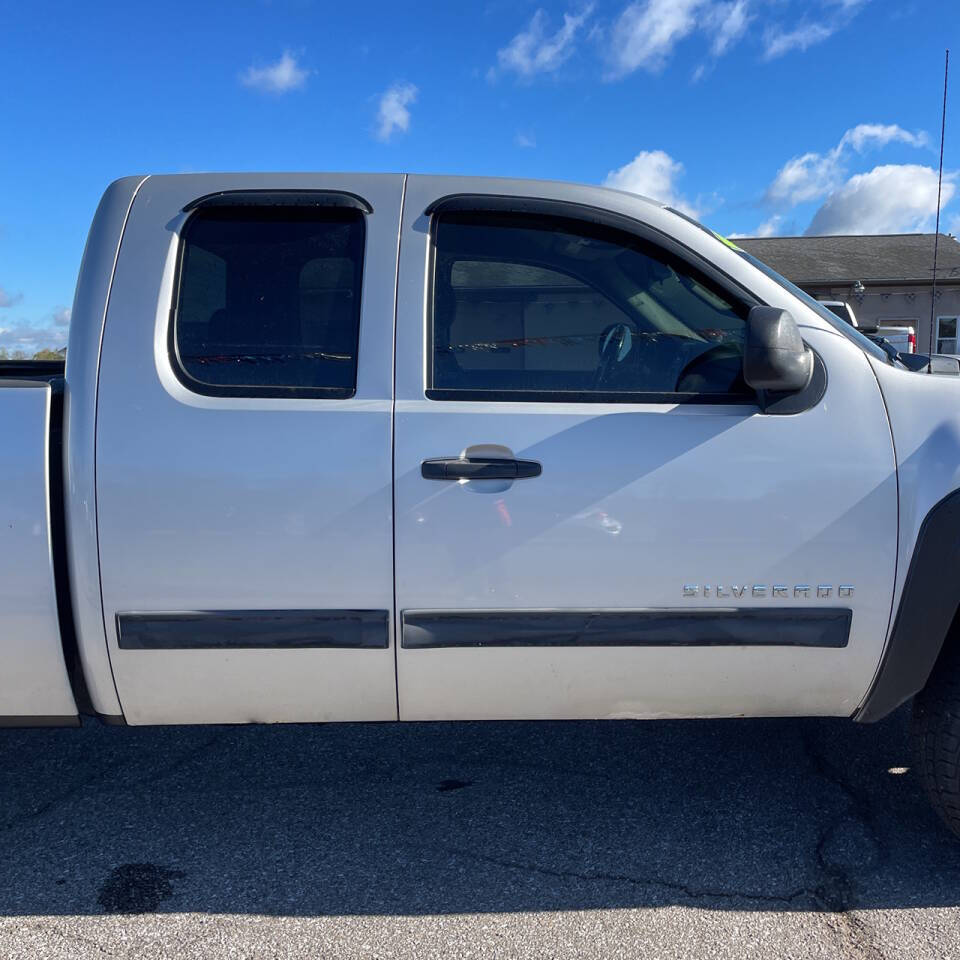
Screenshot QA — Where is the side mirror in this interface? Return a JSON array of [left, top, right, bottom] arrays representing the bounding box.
[[743, 306, 814, 394]]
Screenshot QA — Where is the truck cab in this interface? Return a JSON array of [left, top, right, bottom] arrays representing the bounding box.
[[6, 173, 960, 836]]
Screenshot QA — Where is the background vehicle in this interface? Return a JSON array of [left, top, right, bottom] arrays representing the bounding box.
[[819, 298, 917, 353], [873, 325, 918, 354], [819, 299, 860, 327], [6, 173, 960, 838]]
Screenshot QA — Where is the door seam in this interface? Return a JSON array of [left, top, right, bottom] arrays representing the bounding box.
[[391, 174, 408, 721]]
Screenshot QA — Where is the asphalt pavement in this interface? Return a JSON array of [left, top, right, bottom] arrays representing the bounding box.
[[2, 707, 959, 958]]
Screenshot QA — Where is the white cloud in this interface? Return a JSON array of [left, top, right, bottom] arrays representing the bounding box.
[[240, 51, 309, 94], [375, 82, 418, 142], [805, 164, 956, 235], [754, 117, 938, 235], [607, 0, 705, 77], [753, 214, 784, 237], [765, 151, 844, 207], [491, 6, 594, 79], [762, 0, 869, 60], [839, 122, 928, 152], [606, 0, 752, 79], [0, 286, 23, 308], [705, 0, 752, 57], [603, 149, 699, 216], [729, 215, 795, 239], [826, 0, 871, 13], [502, 0, 866, 82], [0, 321, 68, 356], [691, 1, 751, 80], [52, 306, 71, 327], [515, 132, 537, 148], [762, 22, 833, 59], [764, 122, 927, 207]]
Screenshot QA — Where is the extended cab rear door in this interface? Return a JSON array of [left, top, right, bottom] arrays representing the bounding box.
[[96, 174, 403, 724], [392, 176, 898, 721]]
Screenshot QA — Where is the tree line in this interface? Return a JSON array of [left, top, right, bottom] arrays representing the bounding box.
[[0, 347, 66, 361]]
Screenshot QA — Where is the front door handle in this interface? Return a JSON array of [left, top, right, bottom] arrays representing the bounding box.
[[421, 457, 542, 481]]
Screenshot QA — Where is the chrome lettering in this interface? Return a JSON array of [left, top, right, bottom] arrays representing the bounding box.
[[679, 583, 854, 599]]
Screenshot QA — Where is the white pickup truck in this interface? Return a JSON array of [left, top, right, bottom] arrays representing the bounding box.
[[9, 173, 960, 837], [819, 299, 917, 355]]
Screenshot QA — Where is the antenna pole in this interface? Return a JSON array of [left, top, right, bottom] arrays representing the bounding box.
[[928, 49, 949, 365]]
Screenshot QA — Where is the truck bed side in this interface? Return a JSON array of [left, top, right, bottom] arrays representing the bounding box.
[[0, 376, 78, 725]]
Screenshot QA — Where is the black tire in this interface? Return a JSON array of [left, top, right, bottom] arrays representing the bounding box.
[[912, 649, 960, 838]]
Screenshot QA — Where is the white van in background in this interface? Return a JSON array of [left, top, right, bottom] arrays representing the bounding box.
[[819, 300, 916, 354]]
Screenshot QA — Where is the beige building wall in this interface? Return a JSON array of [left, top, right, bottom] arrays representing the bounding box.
[[803, 284, 960, 354]]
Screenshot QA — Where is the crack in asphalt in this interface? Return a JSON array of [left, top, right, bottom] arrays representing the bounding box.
[[0, 732, 225, 835], [801, 729, 888, 960], [442, 846, 812, 907], [125, 733, 227, 789], [0, 754, 134, 836], [433, 727, 891, 960]]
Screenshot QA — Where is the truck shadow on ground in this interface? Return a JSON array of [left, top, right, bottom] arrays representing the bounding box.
[[1, 708, 958, 917]]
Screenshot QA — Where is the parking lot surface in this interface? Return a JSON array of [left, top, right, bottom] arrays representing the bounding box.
[[2, 708, 959, 958]]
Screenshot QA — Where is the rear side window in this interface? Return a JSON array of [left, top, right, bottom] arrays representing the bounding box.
[[173, 206, 364, 397], [429, 212, 752, 402]]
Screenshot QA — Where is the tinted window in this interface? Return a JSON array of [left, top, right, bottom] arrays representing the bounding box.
[[174, 207, 364, 397], [430, 212, 751, 400]]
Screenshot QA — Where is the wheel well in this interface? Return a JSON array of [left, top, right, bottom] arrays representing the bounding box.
[[855, 488, 960, 722]]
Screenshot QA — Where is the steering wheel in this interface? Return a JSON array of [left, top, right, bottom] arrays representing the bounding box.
[[592, 323, 634, 390], [674, 344, 746, 394]]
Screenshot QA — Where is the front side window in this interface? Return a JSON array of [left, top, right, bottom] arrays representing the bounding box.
[[173, 206, 364, 397], [429, 212, 752, 401]]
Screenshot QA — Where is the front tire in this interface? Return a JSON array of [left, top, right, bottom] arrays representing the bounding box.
[[912, 651, 960, 838]]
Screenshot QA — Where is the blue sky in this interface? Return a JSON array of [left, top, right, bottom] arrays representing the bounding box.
[[1, 0, 957, 352]]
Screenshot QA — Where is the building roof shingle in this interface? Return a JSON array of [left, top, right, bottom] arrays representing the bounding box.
[[734, 233, 960, 285]]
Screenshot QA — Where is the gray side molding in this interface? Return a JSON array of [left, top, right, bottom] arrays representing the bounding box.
[[117, 610, 390, 650], [402, 609, 852, 649]]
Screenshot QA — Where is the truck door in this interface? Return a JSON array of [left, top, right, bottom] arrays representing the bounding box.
[[392, 176, 898, 721], [95, 174, 402, 724]]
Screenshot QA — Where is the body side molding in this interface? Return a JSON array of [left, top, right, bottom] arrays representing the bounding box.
[[117, 610, 390, 650], [402, 608, 852, 649]]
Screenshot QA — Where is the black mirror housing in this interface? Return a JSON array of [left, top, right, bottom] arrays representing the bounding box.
[[744, 306, 814, 394]]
